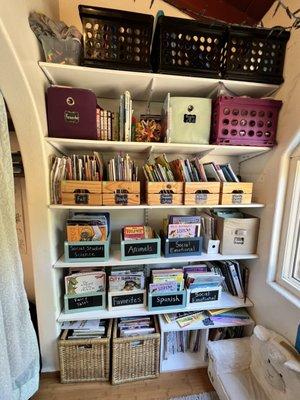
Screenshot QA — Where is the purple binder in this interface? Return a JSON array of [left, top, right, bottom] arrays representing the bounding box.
[[46, 86, 98, 140]]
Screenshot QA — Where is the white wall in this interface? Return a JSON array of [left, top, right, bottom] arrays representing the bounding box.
[[241, 0, 300, 344], [0, 0, 61, 371]]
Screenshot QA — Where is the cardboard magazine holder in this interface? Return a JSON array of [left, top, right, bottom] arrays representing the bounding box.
[[217, 214, 259, 255]]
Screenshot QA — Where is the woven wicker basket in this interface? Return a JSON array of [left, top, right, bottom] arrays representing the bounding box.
[[58, 319, 112, 383], [111, 317, 160, 385]]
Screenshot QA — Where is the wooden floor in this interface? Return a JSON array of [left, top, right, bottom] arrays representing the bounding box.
[[32, 368, 213, 400]]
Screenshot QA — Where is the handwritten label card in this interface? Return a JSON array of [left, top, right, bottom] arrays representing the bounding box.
[[124, 242, 158, 257], [151, 293, 184, 308], [68, 244, 105, 259], [67, 294, 103, 310], [190, 290, 219, 303], [169, 239, 200, 255], [111, 292, 145, 308]]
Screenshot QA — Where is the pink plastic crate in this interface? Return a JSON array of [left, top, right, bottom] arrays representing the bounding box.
[[210, 96, 282, 147]]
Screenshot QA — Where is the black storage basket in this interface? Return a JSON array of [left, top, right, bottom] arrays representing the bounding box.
[[222, 25, 290, 84], [79, 5, 154, 71], [151, 15, 227, 78]]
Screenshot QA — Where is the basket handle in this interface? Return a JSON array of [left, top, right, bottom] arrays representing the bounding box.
[[130, 340, 144, 348]]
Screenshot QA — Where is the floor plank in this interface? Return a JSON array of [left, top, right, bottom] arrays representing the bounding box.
[[32, 368, 213, 400]]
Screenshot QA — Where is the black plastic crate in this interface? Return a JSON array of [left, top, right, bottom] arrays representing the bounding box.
[[79, 5, 154, 72], [222, 25, 290, 84], [151, 15, 226, 78]]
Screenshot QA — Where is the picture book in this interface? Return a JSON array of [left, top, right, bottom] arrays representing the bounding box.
[[65, 271, 106, 295]]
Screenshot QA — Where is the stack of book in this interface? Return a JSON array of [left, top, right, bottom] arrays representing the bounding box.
[[65, 269, 106, 296], [149, 268, 184, 294], [119, 91, 133, 142], [122, 225, 154, 240], [107, 154, 138, 181], [62, 319, 107, 340], [170, 159, 239, 183], [163, 330, 202, 360], [163, 215, 202, 239], [66, 212, 109, 242], [97, 107, 115, 141], [50, 152, 104, 204], [198, 211, 217, 241], [208, 308, 251, 325], [184, 264, 224, 290], [209, 325, 245, 341], [117, 316, 155, 337], [109, 268, 145, 292], [143, 154, 175, 182], [208, 261, 249, 300]]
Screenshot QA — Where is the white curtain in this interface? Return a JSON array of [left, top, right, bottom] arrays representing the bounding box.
[[0, 92, 39, 400]]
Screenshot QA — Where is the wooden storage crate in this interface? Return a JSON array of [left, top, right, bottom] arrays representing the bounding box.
[[146, 182, 184, 205], [64, 291, 106, 314], [148, 290, 186, 311], [220, 182, 253, 205], [102, 181, 140, 206], [120, 231, 161, 261], [64, 236, 110, 262], [61, 180, 102, 205], [184, 182, 220, 206], [111, 317, 160, 384], [58, 319, 112, 383]]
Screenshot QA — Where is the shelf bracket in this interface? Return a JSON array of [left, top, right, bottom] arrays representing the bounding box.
[[146, 145, 154, 161], [146, 77, 156, 113], [193, 149, 214, 160]]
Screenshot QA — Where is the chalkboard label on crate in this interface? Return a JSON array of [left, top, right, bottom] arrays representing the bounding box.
[[190, 290, 219, 303], [160, 193, 173, 204], [68, 244, 105, 259], [124, 242, 158, 257], [115, 193, 128, 205], [195, 193, 207, 204], [68, 295, 103, 310], [112, 292, 144, 308], [232, 194, 242, 204], [151, 293, 184, 308], [169, 239, 200, 254]]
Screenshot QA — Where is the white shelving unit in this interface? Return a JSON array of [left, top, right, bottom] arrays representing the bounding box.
[[38, 61, 273, 372], [49, 203, 265, 210], [54, 245, 258, 268], [57, 292, 253, 322]]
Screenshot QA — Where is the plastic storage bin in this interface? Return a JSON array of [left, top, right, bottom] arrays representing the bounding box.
[[222, 25, 290, 84], [151, 15, 226, 77], [111, 317, 160, 384], [79, 5, 153, 71], [210, 96, 282, 147], [58, 320, 112, 383]]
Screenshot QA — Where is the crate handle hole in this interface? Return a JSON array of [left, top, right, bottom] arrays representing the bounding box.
[[195, 190, 209, 194], [232, 190, 244, 194]]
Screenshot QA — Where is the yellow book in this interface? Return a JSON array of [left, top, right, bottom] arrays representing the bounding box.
[[208, 308, 235, 316]]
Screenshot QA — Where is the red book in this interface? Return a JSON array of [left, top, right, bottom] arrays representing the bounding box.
[[123, 225, 145, 240]]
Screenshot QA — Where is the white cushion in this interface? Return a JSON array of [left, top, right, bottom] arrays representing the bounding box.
[[218, 369, 269, 400]]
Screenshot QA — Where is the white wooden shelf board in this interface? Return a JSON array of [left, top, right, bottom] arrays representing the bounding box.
[[45, 137, 271, 158], [39, 62, 278, 101], [49, 203, 265, 211], [54, 245, 258, 268], [57, 293, 253, 322], [158, 313, 254, 333], [161, 352, 207, 372]]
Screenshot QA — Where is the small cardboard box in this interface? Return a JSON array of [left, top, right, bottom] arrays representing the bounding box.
[[148, 290, 187, 311], [64, 291, 106, 313], [102, 181, 140, 206], [217, 214, 259, 255], [61, 180, 102, 205], [220, 182, 253, 205], [187, 286, 222, 307], [146, 182, 184, 205], [161, 234, 203, 258], [120, 232, 161, 261], [64, 236, 110, 262], [108, 290, 146, 311], [184, 182, 220, 206]]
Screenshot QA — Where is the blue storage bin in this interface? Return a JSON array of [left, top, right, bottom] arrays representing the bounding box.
[[120, 232, 161, 261], [64, 235, 110, 262], [64, 291, 106, 314], [148, 290, 186, 311]]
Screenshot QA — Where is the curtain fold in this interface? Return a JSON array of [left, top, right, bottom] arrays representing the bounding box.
[[0, 91, 39, 400]]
